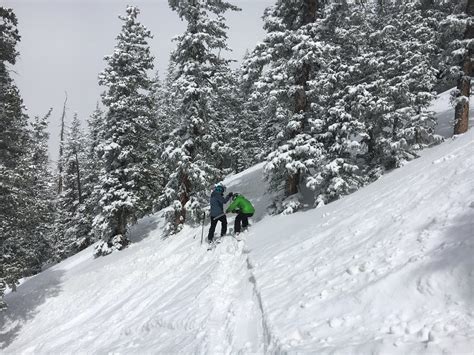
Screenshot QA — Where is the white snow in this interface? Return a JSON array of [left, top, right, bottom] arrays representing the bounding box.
[[1, 90, 474, 353], [246, 131, 474, 353]]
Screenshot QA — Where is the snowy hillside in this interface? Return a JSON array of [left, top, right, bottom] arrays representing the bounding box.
[[1, 93, 474, 354]]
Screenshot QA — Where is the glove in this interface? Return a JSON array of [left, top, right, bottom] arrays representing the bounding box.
[[226, 192, 234, 199]]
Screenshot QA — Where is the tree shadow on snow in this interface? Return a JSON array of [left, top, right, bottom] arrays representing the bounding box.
[[0, 269, 64, 349], [129, 215, 161, 243], [415, 207, 474, 308]]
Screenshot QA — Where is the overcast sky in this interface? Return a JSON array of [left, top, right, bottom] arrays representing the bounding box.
[[3, 0, 273, 161]]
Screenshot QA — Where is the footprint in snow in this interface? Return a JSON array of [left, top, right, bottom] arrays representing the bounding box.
[[328, 317, 344, 328]]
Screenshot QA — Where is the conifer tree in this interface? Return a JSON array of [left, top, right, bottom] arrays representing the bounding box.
[[304, 1, 442, 206], [53, 114, 87, 260], [236, 52, 265, 169], [0, 7, 32, 308], [207, 68, 242, 174], [148, 72, 171, 209], [245, 0, 333, 212], [245, 0, 444, 212], [160, 0, 239, 233], [72, 104, 104, 251], [94, 6, 155, 255], [27, 109, 55, 271]]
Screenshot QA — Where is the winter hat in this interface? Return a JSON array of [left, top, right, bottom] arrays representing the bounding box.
[[214, 183, 226, 193]]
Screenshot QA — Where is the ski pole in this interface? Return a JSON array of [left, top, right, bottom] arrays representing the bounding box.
[[212, 212, 225, 220], [200, 211, 205, 245]]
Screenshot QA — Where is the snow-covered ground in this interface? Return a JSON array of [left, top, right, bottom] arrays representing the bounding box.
[[1, 91, 473, 354]]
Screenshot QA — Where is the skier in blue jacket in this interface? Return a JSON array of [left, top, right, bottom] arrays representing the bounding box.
[[208, 183, 233, 243]]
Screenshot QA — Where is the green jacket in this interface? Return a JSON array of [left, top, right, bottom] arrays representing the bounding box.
[[226, 195, 255, 214]]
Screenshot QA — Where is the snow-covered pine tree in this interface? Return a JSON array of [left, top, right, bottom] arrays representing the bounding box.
[[358, 1, 440, 168], [0, 7, 33, 308], [152, 65, 179, 215], [53, 113, 87, 260], [240, 6, 291, 161], [160, 0, 239, 233], [236, 51, 266, 170], [148, 71, 172, 209], [304, 0, 442, 206], [207, 68, 242, 174], [298, 0, 367, 207], [94, 6, 155, 255], [26, 109, 55, 271], [245, 0, 445, 212], [436, 1, 466, 88], [244, 0, 336, 213], [68, 104, 104, 252], [54, 104, 106, 260]]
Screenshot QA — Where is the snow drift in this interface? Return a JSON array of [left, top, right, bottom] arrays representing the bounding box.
[[1, 93, 473, 354]]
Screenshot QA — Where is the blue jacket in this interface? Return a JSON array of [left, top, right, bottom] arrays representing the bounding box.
[[209, 190, 231, 218]]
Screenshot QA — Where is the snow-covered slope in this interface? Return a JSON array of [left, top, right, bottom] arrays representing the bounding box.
[[247, 131, 474, 353], [1, 92, 473, 354]]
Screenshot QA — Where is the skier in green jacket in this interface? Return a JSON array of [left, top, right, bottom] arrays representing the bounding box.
[[225, 193, 255, 234]]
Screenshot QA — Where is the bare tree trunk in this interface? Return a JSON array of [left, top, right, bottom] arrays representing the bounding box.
[[57, 92, 67, 194], [176, 171, 191, 227], [286, 0, 319, 196], [303, 0, 318, 24], [287, 171, 301, 196], [117, 209, 127, 236], [454, 0, 474, 135], [112, 208, 129, 250]]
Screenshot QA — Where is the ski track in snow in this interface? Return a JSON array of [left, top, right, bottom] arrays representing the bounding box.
[[1, 223, 268, 354], [200, 238, 264, 354], [1, 90, 474, 354]]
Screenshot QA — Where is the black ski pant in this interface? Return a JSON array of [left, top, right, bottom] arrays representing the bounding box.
[[234, 213, 253, 233], [208, 214, 227, 242]]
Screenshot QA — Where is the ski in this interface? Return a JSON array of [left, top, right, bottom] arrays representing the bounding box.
[[206, 238, 221, 251], [216, 234, 243, 242]]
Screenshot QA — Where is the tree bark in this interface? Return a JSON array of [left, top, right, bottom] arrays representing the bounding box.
[[113, 208, 129, 250], [117, 209, 126, 237], [454, 0, 473, 135], [294, 62, 310, 118], [176, 171, 191, 227], [303, 0, 318, 24], [287, 171, 300, 196]]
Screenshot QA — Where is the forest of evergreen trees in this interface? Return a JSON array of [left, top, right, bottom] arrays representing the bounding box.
[[0, 0, 472, 310]]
